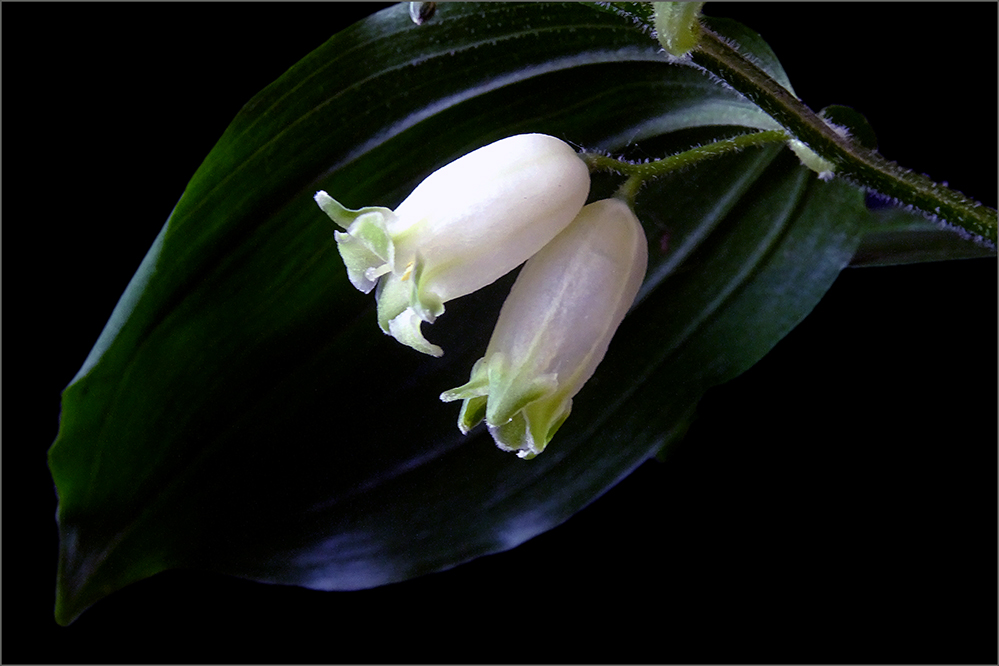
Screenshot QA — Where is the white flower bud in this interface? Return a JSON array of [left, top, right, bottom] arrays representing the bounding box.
[[440, 198, 648, 459], [314, 134, 591, 357]]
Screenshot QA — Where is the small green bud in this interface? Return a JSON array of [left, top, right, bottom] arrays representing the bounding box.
[[653, 2, 704, 57], [786, 117, 854, 181]]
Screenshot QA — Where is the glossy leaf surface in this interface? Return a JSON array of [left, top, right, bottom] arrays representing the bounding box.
[[47, 2, 974, 625]]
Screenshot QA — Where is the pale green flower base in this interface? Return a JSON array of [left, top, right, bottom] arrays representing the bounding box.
[[314, 191, 396, 293], [442, 353, 569, 459], [315, 190, 447, 356]]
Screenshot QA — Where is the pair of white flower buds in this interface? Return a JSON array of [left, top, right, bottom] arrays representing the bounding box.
[[315, 134, 648, 459]]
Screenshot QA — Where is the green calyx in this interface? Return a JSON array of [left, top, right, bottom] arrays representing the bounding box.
[[314, 191, 451, 357], [441, 352, 566, 458], [314, 191, 395, 293]]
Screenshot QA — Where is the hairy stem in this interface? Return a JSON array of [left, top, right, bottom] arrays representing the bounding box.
[[689, 25, 997, 246], [582, 129, 787, 204]]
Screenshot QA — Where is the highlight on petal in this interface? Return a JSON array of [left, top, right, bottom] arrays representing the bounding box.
[[441, 198, 649, 458], [315, 133, 591, 355]]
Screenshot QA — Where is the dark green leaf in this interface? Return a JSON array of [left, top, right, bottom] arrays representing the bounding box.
[[851, 204, 999, 266]]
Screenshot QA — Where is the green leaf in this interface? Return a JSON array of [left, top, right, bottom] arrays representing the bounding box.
[[851, 202, 999, 266], [46, 2, 955, 625]]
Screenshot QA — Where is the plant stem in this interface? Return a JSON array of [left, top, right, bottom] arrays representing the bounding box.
[[582, 129, 787, 204], [689, 25, 997, 246]]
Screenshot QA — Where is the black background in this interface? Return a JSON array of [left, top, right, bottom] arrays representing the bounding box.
[[5, 3, 996, 664]]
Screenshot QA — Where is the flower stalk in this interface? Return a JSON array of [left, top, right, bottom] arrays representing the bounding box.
[[581, 129, 788, 204]]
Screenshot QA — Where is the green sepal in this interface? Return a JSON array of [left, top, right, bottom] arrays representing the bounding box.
[[441, 358, 490, 433], [315, 191, 396, 293], [406, 256, 444, 324], [375, 270, 409, 334], [443, 351, 565, 454], [386, 308, 444, 358], [440, 358, 490, 402], [457, 396, 488, 435], [376, 269, 443, 356], [484, 352, 560, 428], [375, 256, 447, 356], [488, 399, 570, 460]]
